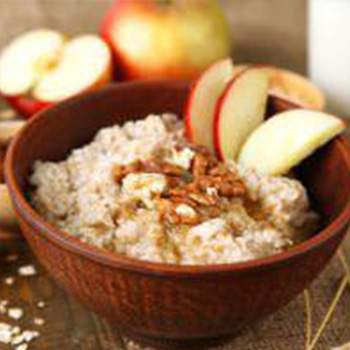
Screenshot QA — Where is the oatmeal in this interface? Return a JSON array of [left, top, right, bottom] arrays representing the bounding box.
[[30, 114, 318, 265]]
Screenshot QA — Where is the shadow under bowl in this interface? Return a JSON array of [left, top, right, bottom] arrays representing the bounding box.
[[5, 81, 350, 349]]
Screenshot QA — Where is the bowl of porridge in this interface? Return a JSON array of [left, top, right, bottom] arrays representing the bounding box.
[[5, 81, 350, 349]]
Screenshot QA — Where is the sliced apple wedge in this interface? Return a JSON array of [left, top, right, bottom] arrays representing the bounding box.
[[214, 68, 270, 161], [185, 58, 234, 152], [33, 35, 113, 102], [0, 29, 113, 117], [238, 109, 345, 175], [0, 120, 26, 146], [235, 64, 325, 110], [0, 29, 65, 96]]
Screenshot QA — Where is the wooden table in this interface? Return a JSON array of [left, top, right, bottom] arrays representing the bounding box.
[[1, 101, 350, 350]]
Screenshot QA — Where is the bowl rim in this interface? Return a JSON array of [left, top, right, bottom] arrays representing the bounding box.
[[5, 81, 350, 277]]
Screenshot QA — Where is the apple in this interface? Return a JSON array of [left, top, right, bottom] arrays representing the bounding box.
[[101, 0, 231, 80], [0, 109, 17, 121], [0, 120, 26, 146], [213, 68, 270, 161], [0, 29, 113, 117], [185, 58, 234, 152], [238, 109, 345, 175], [1, 96, 49, 118], [235, 64, 325, 110]]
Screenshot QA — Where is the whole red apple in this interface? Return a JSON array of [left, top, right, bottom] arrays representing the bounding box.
[[101, 0, 232, 81]]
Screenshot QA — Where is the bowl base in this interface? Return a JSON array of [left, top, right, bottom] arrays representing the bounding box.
[[115, 329, 233, 350]]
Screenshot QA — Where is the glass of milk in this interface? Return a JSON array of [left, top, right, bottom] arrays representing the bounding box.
[[308, 0, 350, 117]]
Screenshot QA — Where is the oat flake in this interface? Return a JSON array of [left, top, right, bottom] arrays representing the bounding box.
[[18, 265, 37, 276]]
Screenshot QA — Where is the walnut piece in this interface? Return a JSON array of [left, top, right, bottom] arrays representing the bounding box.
[[114, 146, 248, 226]]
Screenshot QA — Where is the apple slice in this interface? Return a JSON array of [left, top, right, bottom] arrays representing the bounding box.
[[185, 58, 234, 152], [33, 35, 112, 102], [235, 64, 325, 110], [0, 29, 65, 96], [214, 68, 270, 161], [0, 109, 17, 121], [238, 109, 345, 175], [1, 96, 50, 118], [0, 120, 26, 146], [0, 30, 113, 117]]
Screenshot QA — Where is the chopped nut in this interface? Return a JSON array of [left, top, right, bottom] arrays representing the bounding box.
[[192, 153, 209, 178], [196, 176, 215, 190], [158, 199, 200, 225], [114, 164, 125, 183], [123, 160, 143, 174], [166, 176, 183, 188], [158, 198, 172, 221], [171, 207, 200, 225], [159, 163, 184, 176], [114, 161, 143, 183], [175, 204, 197, 218], [170, 195, 198, 208], [113, 145, 247, 228], [167, 147, 195, 169], [206, 187, 218, 196], [209, 166, 230, 176], [137, 159, 160, 173], [188, 192, 217, 206], [177, 214, 201, 225], [143, 160, 184, 176], [217, 181, 246, 197], [183, 181, 198, 192]]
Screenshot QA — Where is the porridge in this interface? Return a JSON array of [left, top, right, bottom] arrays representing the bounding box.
[[30, 114, 318, 265]]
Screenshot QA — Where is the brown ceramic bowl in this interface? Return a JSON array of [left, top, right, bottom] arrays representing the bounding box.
[[5, 81, 350, 350]]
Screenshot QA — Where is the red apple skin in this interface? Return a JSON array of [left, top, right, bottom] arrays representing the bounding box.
[[2, 94, 51, 119], [213, 68, 251, 160], [101, 0, 181, 80], [101, 0, 160, 81], [2, 62, 112, 119], [184, 72, 222, 142], [100, 0, 129, 81], [184, 58, 234, 148]]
